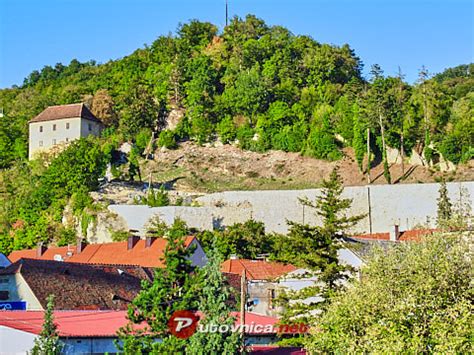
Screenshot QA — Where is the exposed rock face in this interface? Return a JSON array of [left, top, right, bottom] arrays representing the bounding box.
[[166, 108, 185, 130]]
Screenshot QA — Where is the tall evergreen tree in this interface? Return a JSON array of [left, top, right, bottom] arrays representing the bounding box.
[[275, 167, 366, 344], [187, 247, 240, 354], [31, 295, 63, 355], [436, 180, 453, 229], [118, 233, 199, 353]]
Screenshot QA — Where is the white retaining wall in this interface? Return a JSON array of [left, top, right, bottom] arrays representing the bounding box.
[[109, 182, 473, 235]]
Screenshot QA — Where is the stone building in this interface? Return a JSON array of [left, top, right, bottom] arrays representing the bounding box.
[[28, 103, 103, 159]]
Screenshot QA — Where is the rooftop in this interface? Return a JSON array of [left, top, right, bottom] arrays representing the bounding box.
[[351, 229, 435, 242], [8, 236, 196, 268], [221, 259, 297, 281], [0, 310, 280, 337], [0, 259, 153, 310], [29, 103, 102, 124]]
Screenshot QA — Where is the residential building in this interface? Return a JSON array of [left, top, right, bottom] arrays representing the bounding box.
[[28, 103, 103, 159], [8, 235, 207, 268], [0, 258, 153, 310]]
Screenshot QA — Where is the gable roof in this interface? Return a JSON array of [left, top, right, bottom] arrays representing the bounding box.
[[221, 259, 297, 281], [8, 237, 196, 268], [351, 229, 435, 242], [29, 103, 102, 124], [0, 259, 153, 310]]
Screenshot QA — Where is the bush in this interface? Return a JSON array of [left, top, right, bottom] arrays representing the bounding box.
[[216, 115, 237, 144], [158, 130, 178, 149]]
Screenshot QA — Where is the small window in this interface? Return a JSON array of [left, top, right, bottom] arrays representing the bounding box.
[[39, 126, 43, 133], [88, 123, 92, 131], [52, 139, 56, 145], [65, 138, 69, 142], [66, 122, 70, 129], [39, 140, 43, 147], [0, 291, 9, 300], [0, 277, 8, 284], [53, 124, 56, 131]]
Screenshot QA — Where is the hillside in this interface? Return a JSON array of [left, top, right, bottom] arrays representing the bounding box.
[[141, 142, 474, 193], [0, 14, 473, 254]]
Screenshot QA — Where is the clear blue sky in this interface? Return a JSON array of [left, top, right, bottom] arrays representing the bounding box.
[[0, 0, 472, 88]]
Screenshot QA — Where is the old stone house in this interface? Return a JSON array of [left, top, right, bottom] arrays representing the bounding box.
[[28, 103, 103, 159]]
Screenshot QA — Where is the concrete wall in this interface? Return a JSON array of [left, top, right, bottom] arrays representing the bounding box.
[[62, 337, 118, 354], [109, 182, 473, 235], [29, 117, 102, 159]]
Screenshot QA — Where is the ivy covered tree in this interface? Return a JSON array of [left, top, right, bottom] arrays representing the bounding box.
[[118, 232, 199, 353], [31, 295, 63, 355], [187, 247, 240, 354]]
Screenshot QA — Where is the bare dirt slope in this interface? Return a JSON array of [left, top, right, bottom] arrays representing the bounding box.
[[140, 142, 474, 193]]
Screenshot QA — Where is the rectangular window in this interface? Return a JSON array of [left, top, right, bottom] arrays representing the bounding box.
[[52, 139, 56, 145], [39, 140, 43, 147], [66, 122, 70, 129], [0, 291, 9, 300], [53, 124, 56, 131], [65, 138, 69, 142], [39, 126, 43, 133], [0, 278, 8, 284], [88, 123, 92, 131]]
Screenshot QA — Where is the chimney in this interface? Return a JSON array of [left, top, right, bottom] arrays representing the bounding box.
[[389, 224, 400, 241], [37, 242, 47, 257], [145, 236, 155, 248], [127, 235, 140, 250], [76, 238, 87, 254]]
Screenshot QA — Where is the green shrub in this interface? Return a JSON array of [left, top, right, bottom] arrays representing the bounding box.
[[158, 130, 178, 149]]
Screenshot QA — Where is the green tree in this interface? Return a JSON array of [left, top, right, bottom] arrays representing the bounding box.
[[187, 247, 240, 354], [118, 233, 199, 353], [352, 103, 366, 171], [31, 295, 63, 355], [274, 167, 365, 343], [436, 180, 453, 229], [307, 233, 473, 353]]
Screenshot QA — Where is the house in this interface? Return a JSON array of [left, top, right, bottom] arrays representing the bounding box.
[[222, 250, 364, 317], [350, 226, 436, 242], [8, 235, 207, 268], [0, 258, 153, 310], [0, 310, 300, 354], [28, 103, 103, 159]]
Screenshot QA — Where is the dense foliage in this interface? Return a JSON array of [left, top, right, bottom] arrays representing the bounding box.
[[306, 234, 473, 353], [31, 295, 63, 355], [0, 16, 472, 170]]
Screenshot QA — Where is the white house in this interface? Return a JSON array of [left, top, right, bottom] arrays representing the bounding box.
[[28, 103, 103, 159]]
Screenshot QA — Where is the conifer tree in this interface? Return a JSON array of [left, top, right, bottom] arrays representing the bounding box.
[[187, 247, 240, 354], [118, 233, 199, 353], [275, 167, 366, 344], [31, 295, 63, 355], [436, 180, 453, 229]]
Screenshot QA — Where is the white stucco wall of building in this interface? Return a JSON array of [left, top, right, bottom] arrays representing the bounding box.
[[0, 326, 37, 354]]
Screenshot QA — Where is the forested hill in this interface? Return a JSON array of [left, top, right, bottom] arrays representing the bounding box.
[[0, 14, 473, 171]]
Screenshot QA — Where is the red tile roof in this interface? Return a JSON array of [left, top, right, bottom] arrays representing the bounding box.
[[8, 237, 196, 268], [221, 259, 297, 280], [0, 311, 279, 337], [0, 259, 153, 310], [29, 103, 102, 124], [351, 229, 435, 242]]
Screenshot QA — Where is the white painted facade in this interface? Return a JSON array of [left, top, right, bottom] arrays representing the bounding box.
[[28, 117, 102, 160], [0, 273, 43, 310]]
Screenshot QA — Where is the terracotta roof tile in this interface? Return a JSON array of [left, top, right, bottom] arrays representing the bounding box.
[[8, 237, 196, 268], [351, 229, 435, 242], [0, 259, 153, 310], [29, 103, 102, 124], [221, 259, 297, 280]]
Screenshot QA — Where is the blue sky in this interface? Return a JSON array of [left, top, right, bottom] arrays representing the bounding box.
[[0, 0, 472, 88]]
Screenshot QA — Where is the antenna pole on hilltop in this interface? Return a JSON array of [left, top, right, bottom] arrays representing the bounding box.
[[225, 0, 229, 27]]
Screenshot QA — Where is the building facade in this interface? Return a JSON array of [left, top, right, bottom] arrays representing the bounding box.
[[28, 103, 103, 159]]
